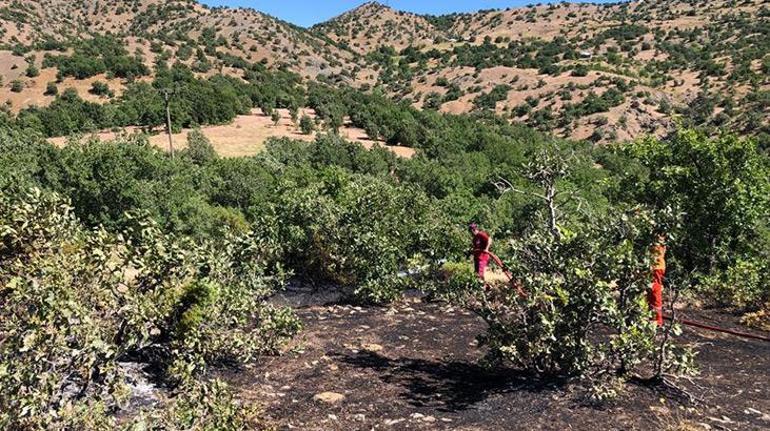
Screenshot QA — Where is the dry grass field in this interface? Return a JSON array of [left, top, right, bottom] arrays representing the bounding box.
[[48, 108, 416, 158]]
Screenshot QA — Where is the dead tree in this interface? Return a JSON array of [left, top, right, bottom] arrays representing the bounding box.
[[493, 147, 575, 240]]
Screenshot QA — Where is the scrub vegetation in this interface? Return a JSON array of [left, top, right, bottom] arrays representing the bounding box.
[[0, 0, 769, 429]]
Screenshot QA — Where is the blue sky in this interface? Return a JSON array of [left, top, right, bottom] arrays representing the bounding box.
[[201, 1, 619, 28]]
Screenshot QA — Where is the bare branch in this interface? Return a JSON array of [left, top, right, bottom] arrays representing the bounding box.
[[493, 177, 548, 201]]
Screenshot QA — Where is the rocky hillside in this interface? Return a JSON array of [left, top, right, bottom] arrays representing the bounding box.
[[0, 0, 768, 145], [313, 2, 439, 55], [0, 0, 369, 112], [317, 0, 770, 144]]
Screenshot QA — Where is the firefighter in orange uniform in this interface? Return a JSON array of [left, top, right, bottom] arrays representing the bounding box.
[[648, 234, 666, 326]]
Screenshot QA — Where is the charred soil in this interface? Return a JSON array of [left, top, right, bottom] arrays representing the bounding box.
[[223, 298, 770, 430]]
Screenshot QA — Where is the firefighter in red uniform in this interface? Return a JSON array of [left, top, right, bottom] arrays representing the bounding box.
[[648, 234, 667, 326], [469, 223, 492, 280]]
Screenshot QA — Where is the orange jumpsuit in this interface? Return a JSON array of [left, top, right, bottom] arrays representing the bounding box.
[[648, 244, 666, 326]]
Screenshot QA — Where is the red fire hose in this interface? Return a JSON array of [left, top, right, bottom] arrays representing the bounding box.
[[664, 314, 770, 343], [486, 253, 769, 343], [486, 252, 527, 298]]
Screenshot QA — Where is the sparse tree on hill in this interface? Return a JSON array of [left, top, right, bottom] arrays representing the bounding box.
[[44, 82, 58, 96], [25, 64, 39, 78], [89, 81, 111, 97], [10, 80, 23, 93], [299, 115, 315, 134], [185, 128, 218, 164]]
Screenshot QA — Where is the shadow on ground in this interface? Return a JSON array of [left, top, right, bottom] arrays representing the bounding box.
[[335, 350, 561, 412]]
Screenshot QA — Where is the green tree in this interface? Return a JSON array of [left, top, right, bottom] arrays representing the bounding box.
[[10, 79, 24, 93], [184, 128, 217, 165], [0, 188, 299, 428], [89, 81, 111, 96], [614, 129, 770, 281], [299, 115, 315, 134], [468, 209, 694, 396], [25, 63, 39, 78], [44, 81, 58, 96]]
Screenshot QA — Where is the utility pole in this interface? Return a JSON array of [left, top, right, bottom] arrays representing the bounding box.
[[161, 87, 174, 157]]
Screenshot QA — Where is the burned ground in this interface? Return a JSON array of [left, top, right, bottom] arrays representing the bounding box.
[[223, 294, 770, 430]]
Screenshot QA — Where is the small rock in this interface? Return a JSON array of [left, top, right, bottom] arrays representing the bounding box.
[[422, 415, 436, 423], [313, 392, 346, 404], [707, 416, 733, 425], [362, 343, 384, 352], [328, 414, 338, 421], [351, 413, 366, 422], [384, 418, 406, 426]]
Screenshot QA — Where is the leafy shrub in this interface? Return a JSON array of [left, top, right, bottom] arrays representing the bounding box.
[[44, 35, 149, 80], [0, 188, 299, 428], [183, 128, 218, 165], [470, 211, 694, 386], [10, 79, 23, 92], [423, 92, 443, 110], [571, 64, 589, 77], [699, 257, 769, 309], [25, 63, 39, 78], [89, 80, 111, 96], [274, 166, 451, 303], [474, 84, 511, 110], [427, 261, 483, 303], [299, 114, 315, 134], [44, 81, 57, 96], [613, 130, 770, 285], [131, 380, 261, 430]]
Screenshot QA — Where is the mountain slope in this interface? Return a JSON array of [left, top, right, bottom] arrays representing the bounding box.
[[315, 0, 770, 144], [0, 0, 369, 112], [313, 2, 440, 55], [1, 0, 768, 146]]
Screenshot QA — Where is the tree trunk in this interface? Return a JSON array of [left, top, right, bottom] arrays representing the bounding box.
[[546, 181, 560, 240]]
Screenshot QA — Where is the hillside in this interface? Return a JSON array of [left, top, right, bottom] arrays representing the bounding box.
[[0, 0, 370, 113], [313, 2, 439, 55], [318, 0, 770, 144], [2, 2, 770, 430], [0, 0, 768, 146]]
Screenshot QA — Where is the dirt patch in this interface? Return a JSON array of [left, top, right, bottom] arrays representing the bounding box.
[[224, 299, 770, 430], [48, 108, 415, 159]]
